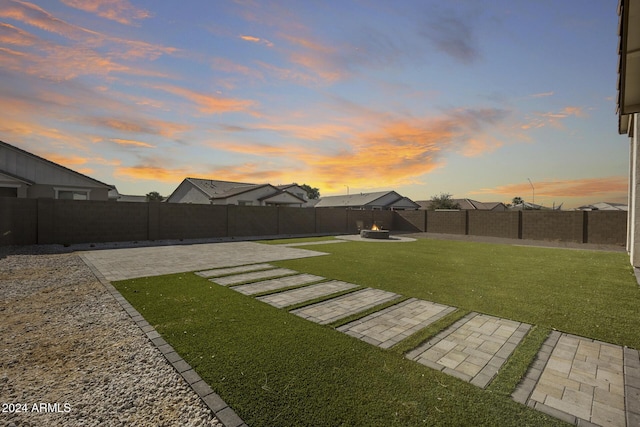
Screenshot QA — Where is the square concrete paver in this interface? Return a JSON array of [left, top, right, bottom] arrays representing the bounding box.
[[525, 333, 627, 427], [257, 280, 358, 308], [406, 312, 531, 388], [291, 288, 400, 325], [211, 268, 298, 286], [337, 298, 456, 349], [232, 274, 325, 295], [196, 263, 274, 278]]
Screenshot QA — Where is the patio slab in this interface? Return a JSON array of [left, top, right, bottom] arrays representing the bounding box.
[[513, 331, 640, 427], [79, 241, 327, 281], [406, 312, 531, 388], [231, 274, 325, 295], [196, 263, 275, 278], [291, 288, 401, 325], [257, 280, 358, 308], [211, 268, 298, 286], [337, 298, 456, 349]]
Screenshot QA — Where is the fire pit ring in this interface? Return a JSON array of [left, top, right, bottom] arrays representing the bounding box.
[[360, 224, 390, 239]]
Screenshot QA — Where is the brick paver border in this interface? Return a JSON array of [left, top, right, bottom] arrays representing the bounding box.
[[79, 254, 247, 427]]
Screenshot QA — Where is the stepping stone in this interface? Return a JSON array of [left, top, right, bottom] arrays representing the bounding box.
[[257, 280, 358, 308], [196, 263, 274, 278], [210, 268, 298, 286], [514, 331, 631, 426], [291, 288, 400, 325], [406, 312, 531, 388], [232, 274, 325, 296], [337, 298, 456, 349]]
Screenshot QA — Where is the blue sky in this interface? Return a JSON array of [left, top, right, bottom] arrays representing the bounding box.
[[0, 0, 627, 207]]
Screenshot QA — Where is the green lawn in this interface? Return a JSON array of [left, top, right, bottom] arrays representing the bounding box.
[[113, 237, 639, 426]]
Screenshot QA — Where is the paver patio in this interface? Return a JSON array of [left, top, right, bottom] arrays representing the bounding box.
[[257, 280, 359, 308], [406, 312, 531, 388], [231, 273, 325, 295], [337, 298, 456, 349], [291, 288, 400, 325], [80, 241, 326, 281]]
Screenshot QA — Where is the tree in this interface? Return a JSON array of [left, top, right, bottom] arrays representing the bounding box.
[[146, 191, 164, 202], [429, 193, 460, 210], [512, 196, 523, 205], [299, 183, 320, 199]]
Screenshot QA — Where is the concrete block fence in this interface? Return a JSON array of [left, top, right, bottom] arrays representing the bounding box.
[[0, 197, 627, 246]]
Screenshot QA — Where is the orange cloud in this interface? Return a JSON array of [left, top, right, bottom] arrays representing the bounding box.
[[88, 117, 190, 138], [471, 176, 628, 198], [211, 108, 508, 193], [60, 0, 151, 25], [110, 138, 155, 148], [239, 34, 273, 47], [1, 0, 176, 73], [153, 84, 256, 115], [212, 57, 264, 80], [46, 154, 88, 166], [520, 105, 589, 131], [114, 165, 191, 183]]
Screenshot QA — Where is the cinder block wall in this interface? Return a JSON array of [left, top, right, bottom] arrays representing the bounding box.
[[468, 211, 520, 239], [0, 198, 629, 246], [521, 211, 584, 242], [156, 203, 227, 240], [0, 198, 37, 245], [316, 208, 348, 234], [586, 211, 627, 244], [39, 199, 148, 244], [392, 210, 426, 231], [426, 211, 467, 234], [279, 207, 316, 235], [228, 205, 279, 237]]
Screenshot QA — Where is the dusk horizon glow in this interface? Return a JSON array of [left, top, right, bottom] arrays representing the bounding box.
[[0, 0, 627, 208]]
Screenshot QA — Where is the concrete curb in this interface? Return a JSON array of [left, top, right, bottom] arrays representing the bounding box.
[[78, 254, 247, 427]]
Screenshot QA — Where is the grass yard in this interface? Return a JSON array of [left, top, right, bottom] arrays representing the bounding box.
[[113, 237, 639, 426]]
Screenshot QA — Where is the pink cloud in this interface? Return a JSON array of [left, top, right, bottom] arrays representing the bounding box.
[[60, 0, 151, 25]]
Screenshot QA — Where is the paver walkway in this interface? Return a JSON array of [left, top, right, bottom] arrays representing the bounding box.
[[513, 331, 640, 427], [337, 298, 455, 349], [257, 280, 358, 308], [406, 312, 531, 388], [231, 274, 325, 295], [196, 263, 274, 278], [291, 288, 400, 325], [79, 241, 640, 427], [211, 268, 298, 286]]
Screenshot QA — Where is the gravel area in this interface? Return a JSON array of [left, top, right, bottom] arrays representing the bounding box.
[[0, 250, 222, 427]]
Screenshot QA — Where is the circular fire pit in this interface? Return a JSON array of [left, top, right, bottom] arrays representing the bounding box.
[[360, 229, 390, 239]]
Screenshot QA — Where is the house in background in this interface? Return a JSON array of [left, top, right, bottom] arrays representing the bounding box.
[[166, 178, 308, 207], [416, 198, 507, 211], [0, 140, 113, 200], [575, 202, 628, 211], [314, 190, 419, 210], [618, 0, 640, 266]]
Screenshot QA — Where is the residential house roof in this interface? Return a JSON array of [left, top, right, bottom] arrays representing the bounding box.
[[576, 202, 628, 211], [416, 198, 506, 210], [618, 0, 640, 134], [0, 140, 113, 189], [315, 190, 419, 209]]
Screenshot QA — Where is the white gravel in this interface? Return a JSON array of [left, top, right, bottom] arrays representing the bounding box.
[[0, 249, 223, 427]]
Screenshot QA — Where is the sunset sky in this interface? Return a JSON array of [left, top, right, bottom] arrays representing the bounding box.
[[0, 0, 628, 208]]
